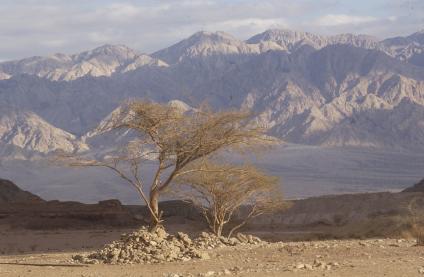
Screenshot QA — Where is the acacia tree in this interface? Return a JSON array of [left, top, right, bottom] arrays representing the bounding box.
[[62, 100, 269, 229], [175, 160, 287, 237]]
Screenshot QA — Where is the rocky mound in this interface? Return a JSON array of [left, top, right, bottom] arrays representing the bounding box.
[[403, 179, 424, 193], [73, 227, 263, 264], [0, 180, 139, 229], [0, 178, 44, 203]]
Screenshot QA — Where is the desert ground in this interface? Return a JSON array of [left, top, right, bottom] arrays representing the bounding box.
[[2, 178, 424, 276], [1, 226, 424, 277]]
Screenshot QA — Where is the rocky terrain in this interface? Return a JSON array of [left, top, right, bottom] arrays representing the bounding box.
[[0, 108, 88, 157], [0, 179, 424, 276], [0, 178, 44, 203], [73, 228, 262, 265], [0, 231, 424, 276], [0, 28, 423, 276], [0, 45, 167, 81], [1, 178, 424, 238], [0, 29, 423, 157], [0, 29, 422, 201], [0, 178, 140, 229]]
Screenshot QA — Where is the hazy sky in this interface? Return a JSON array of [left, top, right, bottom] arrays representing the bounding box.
[[0, 0, 423, 60]]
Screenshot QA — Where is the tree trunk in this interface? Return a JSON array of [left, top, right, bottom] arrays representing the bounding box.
[[216, 221, 224, 237], [149, 189, 161, 231]]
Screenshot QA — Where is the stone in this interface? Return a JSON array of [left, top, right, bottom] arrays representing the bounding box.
[[304, 264, 313, 270], [223, 269, 231, 275], [236, 233, 248, 243], [200, 232, 210, 238], [155, 227, 167, 238], [296, 263, 306, 269], [193, 250, 210, 260], [329, 262, 340, 267], [228, 238, 239, 246], [71, 255, 84, 262], [177, 232, 192, 245], [73, 228, 266, 265]]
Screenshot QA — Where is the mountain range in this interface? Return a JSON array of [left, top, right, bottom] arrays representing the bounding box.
[[0, 29, 424, 158]]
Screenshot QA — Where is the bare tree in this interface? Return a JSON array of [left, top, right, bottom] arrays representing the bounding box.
[[174, 160, 287, 237], [60, 100, 270, 230]]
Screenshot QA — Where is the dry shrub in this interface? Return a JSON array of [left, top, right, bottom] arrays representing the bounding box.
[[407, 196, 424, 246], [175, 160, 287, 237]]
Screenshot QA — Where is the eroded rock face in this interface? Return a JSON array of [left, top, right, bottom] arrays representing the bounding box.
[[73, 227, 263, 264]]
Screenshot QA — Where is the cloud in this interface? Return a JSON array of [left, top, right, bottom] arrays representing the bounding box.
[[314, 14, 377, 27], [206, 18, 289, 38], [39, 39, 67, 47], [98, 3, 142, 19], [211, 18, 288, 30]]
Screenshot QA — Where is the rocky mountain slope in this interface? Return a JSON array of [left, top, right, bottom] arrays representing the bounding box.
[[0, 29, 423, 156], [402, 178, 424, 193], [0, 107, 87, 157], [0, 45, 167, 81], [1, 29, 422, 82], [0, 178, 44, 203], [382, 30, 424, 64]]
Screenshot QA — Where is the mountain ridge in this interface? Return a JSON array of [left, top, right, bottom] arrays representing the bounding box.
[[1, 29, 423, 82], [0, 29, 423, 156], [0, 44, 168, 81]]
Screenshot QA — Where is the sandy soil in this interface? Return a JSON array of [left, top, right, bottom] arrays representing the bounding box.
[[1, 228, 424, 277]]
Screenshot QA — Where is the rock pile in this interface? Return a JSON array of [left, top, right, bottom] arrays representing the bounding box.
[[193, 232, 263, 249], [72, 227, 263, 264]]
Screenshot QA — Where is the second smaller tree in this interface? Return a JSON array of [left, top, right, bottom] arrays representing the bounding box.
[[175, 160, 286, 238]]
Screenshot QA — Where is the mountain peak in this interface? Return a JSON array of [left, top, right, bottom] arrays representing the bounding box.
[[152, 30, 254, 64], [181, 30, 241, 47], [0, 109, 88, 154], [408, 30, 424, 43], [91, 44, 134, 53], [72, 44, 138, 62], [246, 28, 327, 51], [247, 29, 319, 43], [247, 29, 381, 52], [189, 30, 236, 40]]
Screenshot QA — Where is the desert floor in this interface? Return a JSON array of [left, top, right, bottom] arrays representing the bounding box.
[[1, 228, 424, 277]]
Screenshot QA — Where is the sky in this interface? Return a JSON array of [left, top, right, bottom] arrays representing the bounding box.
[[0, 0, 423, 61]]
